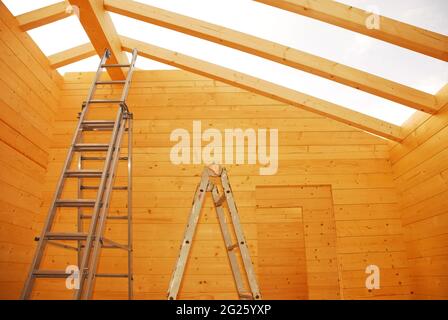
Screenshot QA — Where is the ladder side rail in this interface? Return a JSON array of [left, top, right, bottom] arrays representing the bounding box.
[[127, 115, 134, 300], [120, 49, 138, 103], [74, 108, 124, 299], [85, 49, 110, 104], [167, 169, 210, 300], [20, 105, 90, 300], [211, 186, 246, 296], [220, 169, 262, 300], [77, 130, 84, 267], [83, 117, 128, 299], [76, 48, 110, 269]]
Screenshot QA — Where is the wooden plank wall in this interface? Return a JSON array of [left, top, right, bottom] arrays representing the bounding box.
[[256, 186, 339, 300], [27, 69, 410, 299], [256, 204, 308, 300], [390, 88, 448, 299], [0, 3, 62, 299]]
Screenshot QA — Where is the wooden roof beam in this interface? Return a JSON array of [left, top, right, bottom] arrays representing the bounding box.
[[394, 84, 448, 143], [104, 0, 437, 114], [48, 42, 96, 68], [68, 0, 128, 80], [16, 1, 71, 31], [435, 84, 448, 111], [120, 36, 403, 142], [389, 84, 448, 149], [255, 0, 448, 62]]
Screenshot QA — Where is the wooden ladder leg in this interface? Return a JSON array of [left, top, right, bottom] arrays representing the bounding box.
[[211, 186, 248, 299], [221, 168, 262, 300], [166, 169, 210, 300]]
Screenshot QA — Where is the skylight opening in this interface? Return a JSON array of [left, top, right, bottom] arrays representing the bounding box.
[[2, 0, 61, 16], [2, 0, 445, 126], [337, 0, 448, 34], [133, 0, 447, 94], [111, 13, 416, 126], [58, 55, 101, 75], [124, 52, 177, 71], [27, 16, 91, 56]]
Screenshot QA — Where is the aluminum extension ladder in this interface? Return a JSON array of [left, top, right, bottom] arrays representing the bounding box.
[[21, 48, 138, 300], [167, 165, 262, 300]]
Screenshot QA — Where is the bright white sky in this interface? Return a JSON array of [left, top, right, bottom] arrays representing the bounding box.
[[3, 0, 448, 125]]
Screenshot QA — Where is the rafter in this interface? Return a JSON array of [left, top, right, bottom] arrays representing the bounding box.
[[48, 43, 96, 68], [16, 1, 71, 31], [436, 84, 448, 110], [68, 0, 128, 80], [390, 84, 448, 149], [255, 0, 448, 62], [104, 0, 437, 114], [120, 36, 403, 142]]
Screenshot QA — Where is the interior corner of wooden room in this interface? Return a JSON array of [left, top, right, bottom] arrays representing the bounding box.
[[0, 0, 447, 300]]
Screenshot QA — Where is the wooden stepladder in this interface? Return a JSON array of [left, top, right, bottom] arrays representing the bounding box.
[[167, 165, 262, 300], [21, 48, 138, 300]]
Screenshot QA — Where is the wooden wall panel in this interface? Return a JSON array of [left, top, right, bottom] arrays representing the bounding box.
[[0, 4, 62, 299], [21, 69, 409, 300], [256, 206, 308, 299], [391, 101, 448, 299], [256, 186, 339, 299]]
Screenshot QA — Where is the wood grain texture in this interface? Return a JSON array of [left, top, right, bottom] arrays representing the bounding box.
[[256, 186, 340, 299], [16, 1, 71, 31], [68, 0, 128, 80], [18, 69, 407, 299], [392, 93, 448, 298], [0, 4, 62, 300]]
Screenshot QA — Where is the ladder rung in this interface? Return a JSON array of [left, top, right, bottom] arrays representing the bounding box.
[[96, 80, 126, 85], [46, 240, 79, 251], [74, 143, 109, 152], [81, 156, 128, 161], [102, 238, 129, 250], [82, 120, 115, 125], [55, 199, 97, 207], [65, 170, 103, 178], [95, 273, 128, 278], [101, 64, 131, 68], [81, 120, 115, 130], [45, 232, 88, 240], [89, 100, 124, 104], [81, 185, 127, 190], [33, 270, 69, 278], [81, 214, 128, 220]]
